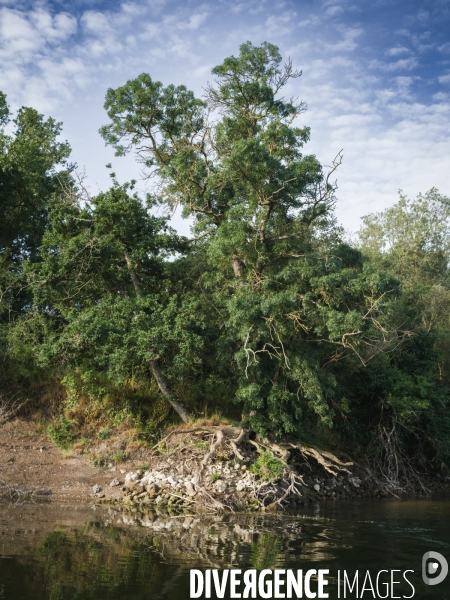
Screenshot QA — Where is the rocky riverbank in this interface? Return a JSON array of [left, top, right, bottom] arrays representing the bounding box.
[[1, 418, 448, 511], [91, 425, 450, 514]]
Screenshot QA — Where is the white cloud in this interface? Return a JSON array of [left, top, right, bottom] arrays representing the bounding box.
[[324, 25, 363, 52], [264, 12, 297, 36], [0, 8, 39, 52], [81, 11, 113, 35], [325, 5, 344, 17], [370, 57, 419, 72], [385, 46, 410, 57], [177, 11, 209, 30], [433, 91, 450, 101], [438, 42, 450, 54]]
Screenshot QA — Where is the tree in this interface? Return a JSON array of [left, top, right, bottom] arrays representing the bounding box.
[[358, 189, 450, 290], [0, 92, 72, 393], [0, 93, 71, 264], [358, 189, 450, 378], [355, 190, 450, 477], [100, 42, 395, 434], [30, 179, 194, 422]]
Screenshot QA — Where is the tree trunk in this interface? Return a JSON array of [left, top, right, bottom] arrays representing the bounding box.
[[124, 250, 190, 424], [149, 359, 190, 424], [124, 252, 143, 297]]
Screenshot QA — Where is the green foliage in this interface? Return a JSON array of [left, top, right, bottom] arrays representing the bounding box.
[[250, 449, 284, 482], [1, 45, 450, 477], [0, 93, 72, 400], [97, 429, 111, 440], [99, 41, 397, 435], [47, 416, 75, 449], [210, 472, 221, 482]]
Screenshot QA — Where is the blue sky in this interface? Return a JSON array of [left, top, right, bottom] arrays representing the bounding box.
[[1, 0, 449, 234]]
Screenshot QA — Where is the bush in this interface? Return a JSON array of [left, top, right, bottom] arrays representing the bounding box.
[[47, 416, 75, 449]]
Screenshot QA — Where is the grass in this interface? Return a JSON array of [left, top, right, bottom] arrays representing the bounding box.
[[111, 450, 126, 464], [249, 449, 284, 482], [210, 472, 221, 482], [97, 428, 111, 440], [192, 440, 210, 450]]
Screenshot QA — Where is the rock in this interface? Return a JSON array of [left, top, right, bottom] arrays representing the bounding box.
[[214, 480, 227, 493], [146, 483, 160, 494], [313, 484, 320, 492], [92, 484, 102, 494], [125, 472, 140, 484], [110, 478, 121, 487]]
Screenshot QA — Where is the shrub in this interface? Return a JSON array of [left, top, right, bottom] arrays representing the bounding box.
[[47, 416, 75, 449]]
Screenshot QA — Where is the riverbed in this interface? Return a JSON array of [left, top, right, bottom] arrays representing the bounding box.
[[0, 495, 448, 599]]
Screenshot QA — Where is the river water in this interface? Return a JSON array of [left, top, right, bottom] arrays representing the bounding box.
[[0, 495, 448, 599]]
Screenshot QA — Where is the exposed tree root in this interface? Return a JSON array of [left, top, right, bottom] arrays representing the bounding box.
[[286, 443, 353, 476], [115, 423, 433, 514]]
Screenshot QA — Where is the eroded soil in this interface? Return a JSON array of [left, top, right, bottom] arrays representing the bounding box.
[[0, 418, 125, 504]]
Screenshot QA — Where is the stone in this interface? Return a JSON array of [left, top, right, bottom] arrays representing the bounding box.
[[92, 484, 102, 494], [214, 480, 227, 493], [110, 478, 121, 487], [125, 472, 140, 484], [313, 484, 320, 492], [146, 483, 160, 494]]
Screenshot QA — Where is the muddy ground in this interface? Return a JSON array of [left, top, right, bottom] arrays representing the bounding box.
[[0, 418, 129, 504]]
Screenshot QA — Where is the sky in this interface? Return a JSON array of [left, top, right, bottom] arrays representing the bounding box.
[[0, 0, 449, 235]]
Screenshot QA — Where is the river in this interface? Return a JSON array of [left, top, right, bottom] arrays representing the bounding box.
[[0, 494, 448, 599]]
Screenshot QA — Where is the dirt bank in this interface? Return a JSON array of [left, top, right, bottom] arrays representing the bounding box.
[[1, 418, 448, 512], [0, 418, 127, 504]]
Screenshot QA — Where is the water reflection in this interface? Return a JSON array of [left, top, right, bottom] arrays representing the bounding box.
[[0, 496, 448, 600]]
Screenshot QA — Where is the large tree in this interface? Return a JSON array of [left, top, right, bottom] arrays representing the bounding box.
[[99, 42, 395, 434], [0, 92, 72, 393]]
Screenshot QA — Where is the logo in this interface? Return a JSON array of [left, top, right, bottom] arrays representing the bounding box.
[[422, 551, 448, 585]]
